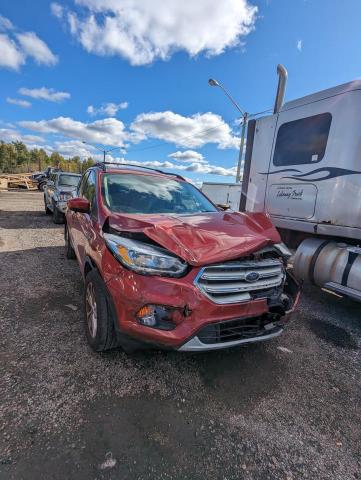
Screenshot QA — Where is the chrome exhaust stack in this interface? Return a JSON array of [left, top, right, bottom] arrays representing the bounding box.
[[273, 64, 288, 114]]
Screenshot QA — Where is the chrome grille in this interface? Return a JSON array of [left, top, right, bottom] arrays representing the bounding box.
[[195, 259, 284, 304]]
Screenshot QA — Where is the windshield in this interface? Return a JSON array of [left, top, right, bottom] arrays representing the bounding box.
[[58, 174, 80, 187], [102, 173, 217, 214]]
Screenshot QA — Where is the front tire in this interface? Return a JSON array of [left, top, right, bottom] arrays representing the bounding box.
[[84, 270, 121, 352], [64, 224, 76, 259], [53, 201, 64, 224]]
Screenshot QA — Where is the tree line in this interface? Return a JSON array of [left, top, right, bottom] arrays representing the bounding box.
[[0, 141, 95, 174]]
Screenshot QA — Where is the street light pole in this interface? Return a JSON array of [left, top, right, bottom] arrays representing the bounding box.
[[208, 78, 248, 183], [82, 141, 121, 164], [236, 112, 248, 183]]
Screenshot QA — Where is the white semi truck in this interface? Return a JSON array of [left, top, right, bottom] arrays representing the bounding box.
[[241, 65, 361, 301]]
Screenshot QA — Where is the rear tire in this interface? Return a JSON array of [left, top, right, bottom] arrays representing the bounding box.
[[39, 182, 47, 192], [53, 201, 64, 224], [84, 270, 121, 352], [64, 224, 76, 259]]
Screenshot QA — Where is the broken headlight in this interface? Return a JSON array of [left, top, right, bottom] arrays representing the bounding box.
[[274, 242, 292, 259], [104, 233, 187, 277]]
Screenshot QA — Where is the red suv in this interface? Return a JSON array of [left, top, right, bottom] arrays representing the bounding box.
[[65, 164, 300, 353]]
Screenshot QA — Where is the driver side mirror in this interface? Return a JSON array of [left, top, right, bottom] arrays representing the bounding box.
[[68, 197, 90, 214]]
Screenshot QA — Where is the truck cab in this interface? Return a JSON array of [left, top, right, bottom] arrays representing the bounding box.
[[243, 70, 361, 301]]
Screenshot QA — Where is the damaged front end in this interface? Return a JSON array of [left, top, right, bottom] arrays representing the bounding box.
[[102, 224, 299, 352], [179, 245, 299, 351]]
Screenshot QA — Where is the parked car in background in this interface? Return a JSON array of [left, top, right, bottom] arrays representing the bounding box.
[[44, 171, 81, 224], [65, 163, 300, 354], [34, 166, 62, 191]]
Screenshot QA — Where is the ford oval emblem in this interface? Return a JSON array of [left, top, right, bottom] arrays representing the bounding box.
[[245, 271, 260, 283]]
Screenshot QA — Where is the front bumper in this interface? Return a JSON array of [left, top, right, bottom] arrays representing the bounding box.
[[179, 326, 283, 351], [104, 249, 300, 352]]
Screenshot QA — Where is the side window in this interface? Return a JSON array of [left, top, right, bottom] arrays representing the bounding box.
[[83, 171, 97, 216], [273, 112, 332, 167], [83, 171, 96, 204], [78, 173, 89, 197]]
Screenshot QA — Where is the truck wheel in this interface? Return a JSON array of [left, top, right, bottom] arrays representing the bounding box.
[[39, 182, 47, 192], [52, 201, 64, 224], [44, 196, 52, 215], [84, 270, 121, 352], [64, 225, 76, 259]]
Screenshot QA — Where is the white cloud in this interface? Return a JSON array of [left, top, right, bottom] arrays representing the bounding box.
[[0, 128, 44, 146], [178, 162, 237, 177], [116, 158, 237, 177], [18, 87, 70, 103], [169, 150, 206, 163], [0, 15, 13, 31], [52, 139, 95, 158], [6, 97, 32, 108], [131, 111, 240, 149], [19, 116, 129, 146], [16, 32, 58, 66], [54, 0, 257, 66], [0, 16, 57, 71], [50, 2, 64, 19], [297, 39, 302, 52], [23, 134, 45, 143], [87, 101, 128, 116], [0, 34, 25, 70], [19, 110, 239, 152], [0, 128, 19, 142]]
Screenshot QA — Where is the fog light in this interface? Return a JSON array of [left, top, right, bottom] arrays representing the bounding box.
[[136, 305, 176, 330], [136, 305, 157, 327]]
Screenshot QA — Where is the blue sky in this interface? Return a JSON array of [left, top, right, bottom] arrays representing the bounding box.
[[1, 0, 360, 184]]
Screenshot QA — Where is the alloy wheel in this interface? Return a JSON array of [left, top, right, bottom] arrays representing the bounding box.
[[85, 282, 97, 338]]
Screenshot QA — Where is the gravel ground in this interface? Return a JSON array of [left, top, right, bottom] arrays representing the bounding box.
[[0, 190, 360, 480]]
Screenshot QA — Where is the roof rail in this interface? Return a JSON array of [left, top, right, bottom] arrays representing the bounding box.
[[92, 161, 185, 180]]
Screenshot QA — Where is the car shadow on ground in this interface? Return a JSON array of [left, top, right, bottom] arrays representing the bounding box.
[[0, 210, 62, 229]]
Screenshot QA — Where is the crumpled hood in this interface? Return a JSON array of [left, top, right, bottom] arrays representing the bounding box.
[[108, 211, 281, 266]]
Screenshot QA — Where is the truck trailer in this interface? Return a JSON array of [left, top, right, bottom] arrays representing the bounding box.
[[201, 182, 242, 210]]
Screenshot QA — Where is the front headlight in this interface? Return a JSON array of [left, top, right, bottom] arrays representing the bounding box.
[[104, 233, 188, 277]]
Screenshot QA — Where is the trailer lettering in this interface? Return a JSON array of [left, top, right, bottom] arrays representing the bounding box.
[[276, 188, 304, 200]]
